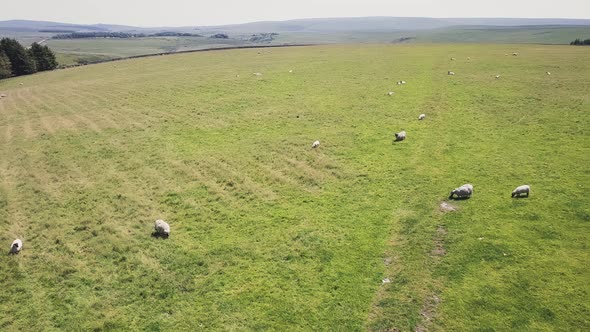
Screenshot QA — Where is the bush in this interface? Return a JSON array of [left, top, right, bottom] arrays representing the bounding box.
[[570, 38, 590, 45], [0, 38, 37, 76], [0, 38, 58, 79], [0, 50, 12, 79]]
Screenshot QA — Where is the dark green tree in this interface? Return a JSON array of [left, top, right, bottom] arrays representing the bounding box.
[[0, 38, 37, 76], [28, 42, 58, 71], [0, 50, 12, 79]]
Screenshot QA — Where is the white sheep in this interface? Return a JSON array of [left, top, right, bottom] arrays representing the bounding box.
[[495, 75, 501, 79], [546, 71, 551, 75], [253, 72, 262, 76], [451, 57, 456, 61], [449, 184, 473, 199], [394, 130, 406, 142], [387, 91, 395, 96], [401, 80, 406, 84], [448, 71, 455, 76], [511, 185, 530, 198], [312, 140, 320, 148], [512, 52, 518, 56], [289, 69, 293, 73], [9, 239, 22, 254], [418, 114, 426, 120], [154, 219, 170, 238]]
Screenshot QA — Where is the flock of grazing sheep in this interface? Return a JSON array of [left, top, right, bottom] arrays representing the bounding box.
[[7, 54, 534, 255], [313, 55, 532, 213]]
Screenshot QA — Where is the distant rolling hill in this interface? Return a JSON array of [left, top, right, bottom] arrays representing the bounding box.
[[200, 17, 590, 33], [2, 17, 590, 34], [1, 17, 589, 66]]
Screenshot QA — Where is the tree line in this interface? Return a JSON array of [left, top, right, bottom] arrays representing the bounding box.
[[0, 38, 58, 79], [52, 31, 202, 39], [570, 38, 590, 45]]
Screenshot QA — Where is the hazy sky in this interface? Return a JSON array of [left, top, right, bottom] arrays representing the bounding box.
[[2, 0, 589, 27]]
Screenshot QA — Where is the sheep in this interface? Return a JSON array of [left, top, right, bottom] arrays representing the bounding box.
[[312, 140, 320, 148], [512, 52, 518, 56], [448, 71, 455, 75], [418, 114, 426, 120], [397, 80, 406, 85], [401, 80, 406, 84], [289, 69, 293, 73], [387, 91, 395, 96], [511, 185, 530, 198], [546, 71, 551, 75], [394, 130, 406, 142], [9, 239, 22, 255], [495, 75, 501, 79], [451, 57, 456, 61], [253, 72, 262, 76], [154, 219, 170, 238], [449, 184, 473, 199]]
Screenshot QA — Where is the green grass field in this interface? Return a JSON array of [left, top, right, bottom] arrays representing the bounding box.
[[46, 36, 257, 65], [0, 44, 588, 331]]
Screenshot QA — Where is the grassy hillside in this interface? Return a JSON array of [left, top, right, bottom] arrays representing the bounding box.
[[0, 44, 588, 331], [45, 26, 590, 65], [46, 36, 256, 65], [416, 26, 590, 44]]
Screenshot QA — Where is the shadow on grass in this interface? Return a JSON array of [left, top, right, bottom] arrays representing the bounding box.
[[511, 195, 530, 199], [151, 232, 169, 239], [448, 196, 471, 201]]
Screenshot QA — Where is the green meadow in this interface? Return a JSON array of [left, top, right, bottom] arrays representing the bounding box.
[[0, 44, 588, 331]]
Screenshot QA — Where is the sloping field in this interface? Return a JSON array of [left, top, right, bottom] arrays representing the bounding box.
[[0, 44, 588, 331]]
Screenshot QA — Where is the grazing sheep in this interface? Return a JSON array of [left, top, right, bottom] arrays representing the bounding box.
[[289, 69, 293, 73], [397, 80, 406, 85], [394, 130, 406, 142], [512, 52, 518, 56], [511, 185, 530, 198], [451, 57, 456, 61], [418, 114, 426, 120], [448, 71, 455, 75], [401, 80, 406, 84], [546, 71, 551, 75], [253, 72, 262, 76], [387, 91, 395, 96], [495, 75, 501, 79], [449, 184, 473, 199], [9, 239, 22, 254], [154, 219, 170, 238], [312, 140, 320, 148]]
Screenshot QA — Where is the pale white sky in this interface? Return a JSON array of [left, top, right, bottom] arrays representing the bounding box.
[[1, 0, 589, 27]]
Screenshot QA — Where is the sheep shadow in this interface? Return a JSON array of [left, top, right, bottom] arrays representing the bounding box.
[[448, 196, 471, 201], [511, 195, 529, 199], [151, 232, 169, 239]]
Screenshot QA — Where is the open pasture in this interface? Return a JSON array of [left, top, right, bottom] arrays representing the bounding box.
[[0, 44, 588, 331]]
